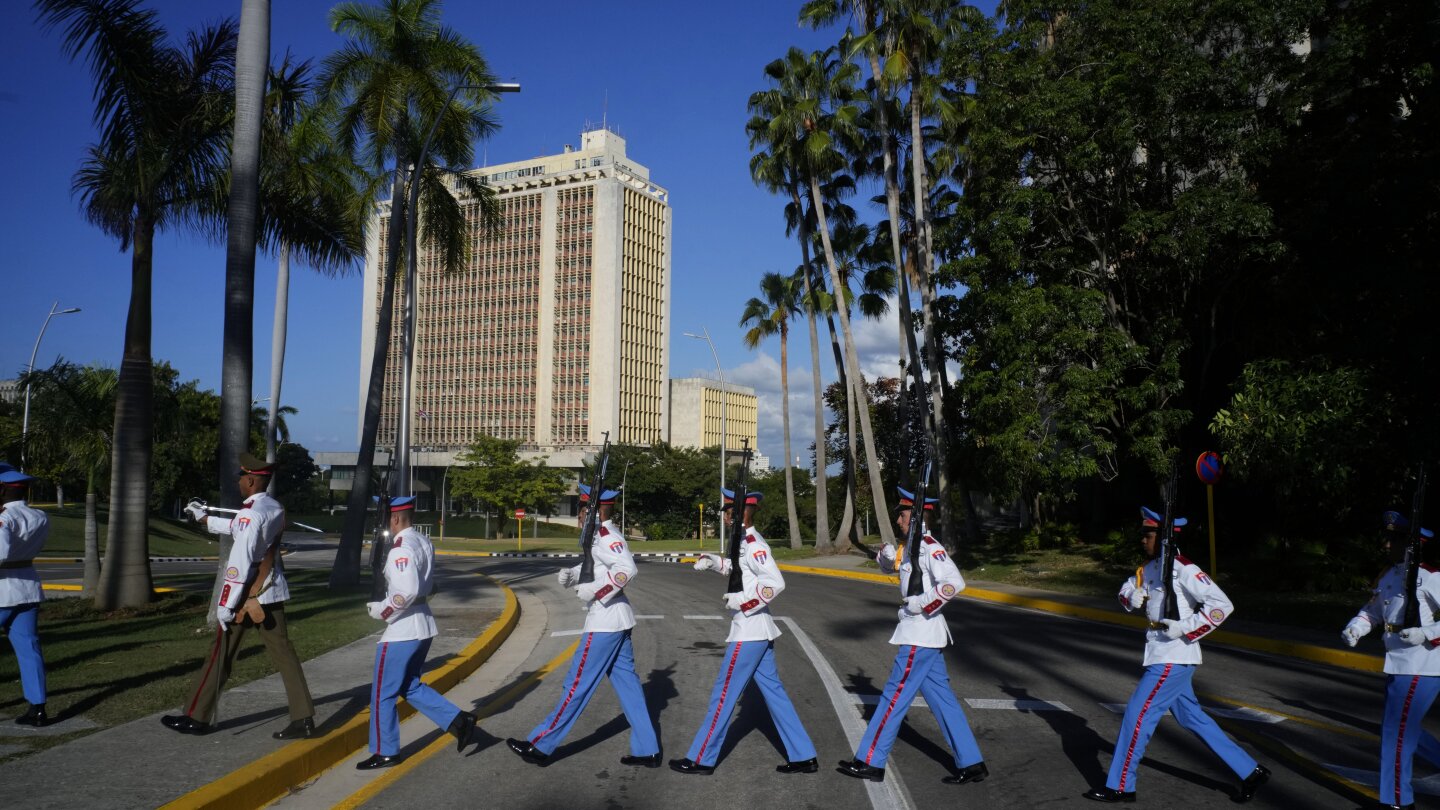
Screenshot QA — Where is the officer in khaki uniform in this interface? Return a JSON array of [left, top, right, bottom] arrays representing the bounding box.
[[1, 464, 51, 727], [161, 453, 315, 738]]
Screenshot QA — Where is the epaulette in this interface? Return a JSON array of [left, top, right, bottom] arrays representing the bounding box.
[[599, 526, 610, 537], [1423, 564, 1439, 574], [745, 533, 757, 543], [923, 536, 938, 545], [1175, 554, 1193, 567], [242, 499, 255, 508]]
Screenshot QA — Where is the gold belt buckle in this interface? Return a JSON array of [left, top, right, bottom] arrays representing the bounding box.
[[1147, 621, 1167, 630], [1386, 624, 1402, 634]]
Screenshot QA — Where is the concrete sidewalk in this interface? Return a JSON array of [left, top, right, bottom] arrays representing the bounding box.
[[0, 562, 512, 810]]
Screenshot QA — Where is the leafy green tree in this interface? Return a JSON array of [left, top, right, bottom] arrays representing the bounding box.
[[449, 436, 566, 538]]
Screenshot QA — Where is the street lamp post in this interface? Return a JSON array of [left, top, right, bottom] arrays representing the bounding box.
[[395, 80, 520, 495], [683, 328, 726, 545], [439, 460, 456, 543], [21, 301, 82, 470], [620, 459, 632, 539]]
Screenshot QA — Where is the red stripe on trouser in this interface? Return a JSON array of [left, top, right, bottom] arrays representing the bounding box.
[[186, 626, 226, 717], [1397, 675, 1419, 804], [374, 643, 389, 753], [865, 646, 918, 764], [534, 632, 594, 743], [1119, 664, 1172, 790], [697, 641, 744, 762]]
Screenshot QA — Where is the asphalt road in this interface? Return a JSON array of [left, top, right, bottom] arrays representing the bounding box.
[[310, 555, 1419, 810]]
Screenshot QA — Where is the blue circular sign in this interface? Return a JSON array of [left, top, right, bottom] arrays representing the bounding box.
[[1196, 451, 1223, 485]]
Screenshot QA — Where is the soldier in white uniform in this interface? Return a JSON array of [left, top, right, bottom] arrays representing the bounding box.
[[1341, 511, 1440, 810], [357, 495, 477, 769], [1084, 506, 1269, 803], [838, 487, 987, 784], [507, 485, 659, 767], [669, 488, 818, 775], [162, 453, 314, 739], [1, 466, 51, 727]]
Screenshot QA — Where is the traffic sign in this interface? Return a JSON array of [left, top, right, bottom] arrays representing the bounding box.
[[1195, 452, 1223, 485], [514, 508, 526, 519]]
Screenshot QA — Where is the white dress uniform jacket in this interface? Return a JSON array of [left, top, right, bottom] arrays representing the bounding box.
[[0, 500, 49, 606], [708, 527, 785, 643], [1350, 563, 1440, 676], [879, 534, 966, 648], [566, 520, 637, 633], [376, 525, 439, 643], [207, 491, 290, 608], [1118, 553, 1234, 666]]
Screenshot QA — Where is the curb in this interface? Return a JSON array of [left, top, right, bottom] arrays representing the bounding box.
[[159, 573, 520, 810], [43, 583, 181, 594], [774, 563, 1385, 675], [436, 550, 690, 560], [35, 556, 220, 563]]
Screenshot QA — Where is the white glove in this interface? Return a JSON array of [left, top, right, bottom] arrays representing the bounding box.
[[878, 545, 897, 565], [1341, 617, 1368, 647], [1399, 628, 1428, 647], [216, 605, 235, 625], [367, 601, 386, 621], [576, 583, 598, 604], [724, 592, 745, 611], [1127, 588, 1146, 610], [902, 595, 927, 615], [557, 568, 577, 588], [1160, 619, 1185, 640], [694, 554, 722, 572], [185, 500, 208, 521]]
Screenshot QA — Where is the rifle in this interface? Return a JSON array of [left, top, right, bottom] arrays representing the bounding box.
[[577, 432, 612, 585], [727, 440, 753, 594], [1158, 463, 1181, 621], [1403, 466, 1429, 629], [905, 459, 934, 598], [368, 463, 393, 601]]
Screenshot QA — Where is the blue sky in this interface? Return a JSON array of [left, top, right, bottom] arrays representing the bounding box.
[[0, 0, 979, 465]]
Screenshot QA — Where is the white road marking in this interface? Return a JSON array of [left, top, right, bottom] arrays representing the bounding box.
[[550, 629, 585, 637], [965, 698, 1072, 712], [1323, 763, 1440, 796], [634, 614, 665, 620], [1099, 702, 1284, 724], [852, 693, 929, 708], [684, 615, 724, 620], [777, 617, 917, 810]]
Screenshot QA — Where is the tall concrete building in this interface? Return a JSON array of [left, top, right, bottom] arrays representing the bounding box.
[[357, 127, 671, 471], [667, 378, 759, 457]]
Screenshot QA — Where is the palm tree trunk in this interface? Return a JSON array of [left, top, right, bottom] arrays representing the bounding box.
[[217, 0, 270, 509], [96, 220, 157, 610], [83, 466, 99, 595], [266, 243, 291, 495], [779, 323, 802, 549], [909, 78, 979, 546], [808, 176, 895, 546], [793, 212, 831, 554], [332, 175, 407, 588]]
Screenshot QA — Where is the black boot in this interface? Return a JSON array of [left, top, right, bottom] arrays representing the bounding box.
[[160, 714, 213, 735], [356, 754, 400, 770], [1083, 786, 1137, 803], [273, 717, 315, 740], [668, 757, 716, 775], [776, 757, 819, 774], [1234, 764, 1270, 803], [620, 752, 662, 767], [506, 737, 549, 765], [943, 761, 989, 784], [836, 758, 886, 782], [448, 711, 476, 752], [14, 703, 48, 727]]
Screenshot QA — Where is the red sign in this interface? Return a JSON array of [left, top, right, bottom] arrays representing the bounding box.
[[1195, 452, 1224, 485], [514, 508, 526, 519]]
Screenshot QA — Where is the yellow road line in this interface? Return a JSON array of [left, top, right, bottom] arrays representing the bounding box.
[[160, 575, 520, 810], [1198, 691, 1378, 741], [334, 640, 579, 810], [1216, 717, 1378, 804], [42, 583, 182, 594]]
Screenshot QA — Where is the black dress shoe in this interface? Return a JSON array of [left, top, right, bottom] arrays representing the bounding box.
[[1083, 786, 1137, 803], [776, 757, 819, 774], [943, 761, 989, 784], [668, 757, 716, 775], [160, 714, 213, 735], [356, 754, 400, 770], [273, 717, 315, 740], [1234, 764, 1269, 803], [448, 711, 476, 752], [14, 704, 48, 727], [836, 758, 886, 782], [506, 737, 549, 765], [620, 752, 662, 767]]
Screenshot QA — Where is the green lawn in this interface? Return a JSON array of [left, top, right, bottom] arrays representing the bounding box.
[[36, 505, 218, 558], [0, 569, 377, 762]]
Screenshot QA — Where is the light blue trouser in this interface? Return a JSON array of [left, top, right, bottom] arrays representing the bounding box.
[[854, 645, 983, 769], [1106, 663, 1256, 792], [1380, 673, 1440, 806], [685, 640, 816, 766], [527, 630, 658, 756], [370, 638, 462, 756], [0, 603, 45, 705]]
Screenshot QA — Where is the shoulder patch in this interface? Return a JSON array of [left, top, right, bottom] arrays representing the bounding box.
[[1175, 554, 1193, 567]]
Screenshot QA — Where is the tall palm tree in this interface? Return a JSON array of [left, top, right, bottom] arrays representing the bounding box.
[[740, 271, 805, 550], [320, 0, 501, 587], [36, 0, 237, 609], [754, 47, 896, 546]]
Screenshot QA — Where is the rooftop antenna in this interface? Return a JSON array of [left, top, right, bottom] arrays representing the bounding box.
[[603, 89, 608, 132]]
